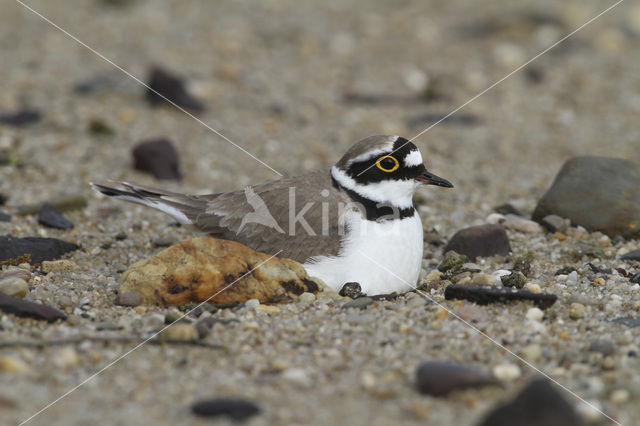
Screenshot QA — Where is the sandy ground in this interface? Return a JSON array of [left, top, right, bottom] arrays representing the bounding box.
[[1, 0, 639, 425]]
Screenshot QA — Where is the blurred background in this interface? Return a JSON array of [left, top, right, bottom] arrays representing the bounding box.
[[1, 0, 638, 232]]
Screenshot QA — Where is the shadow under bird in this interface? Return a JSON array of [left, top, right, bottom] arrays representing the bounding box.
[[92, 135, 453, 295]]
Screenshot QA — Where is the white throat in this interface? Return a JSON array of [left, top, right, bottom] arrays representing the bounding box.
[[331, 166, 419, 210]]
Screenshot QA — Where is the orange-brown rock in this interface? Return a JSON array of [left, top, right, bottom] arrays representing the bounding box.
[[119, 238, 325, 306]]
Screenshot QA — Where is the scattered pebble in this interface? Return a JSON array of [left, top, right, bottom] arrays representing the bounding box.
[[41, 260, 77, 274], [443, 224, 511, 262], [0, 108, 41, 126], [38, 203, 74, 230], [588, 339, 616, 356], [525, 307, 544, 322], [0, 355, 29, 374], [339, 282, 363, 298], [281, 368, 312, 387], [152, 236, 175, 247], [541, 214, 569, 233], [160, 323, 199, 341], [620, 249, 640, 261], [501, 271, 527, 289], [0, 293, 67, 322], [0, 236, 79, 265], [569, 302, 586, 320], [114, 292, 143, 307], [132, 138, 182, 181], [455, 304, 489, 323], [415, 361, 498, 396], [492, 363, 521, 381], [0, 277, 28, 298], [146, 66, 205, 112], [444, 284, 557, 309], [342, 297, 374, 309], [298, 292, 316, 303], [191, 398, 260, 420]]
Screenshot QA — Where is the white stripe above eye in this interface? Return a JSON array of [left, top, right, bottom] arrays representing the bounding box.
[[403, 149, 423, 167]]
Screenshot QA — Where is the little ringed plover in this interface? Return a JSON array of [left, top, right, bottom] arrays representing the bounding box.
[[92, 135, 453, 295]]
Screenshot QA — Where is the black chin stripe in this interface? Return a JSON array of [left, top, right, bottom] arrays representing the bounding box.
[[331, 176, 415, 221]]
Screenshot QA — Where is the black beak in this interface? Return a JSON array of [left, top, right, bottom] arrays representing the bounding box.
[[417, 169, 454, 188]]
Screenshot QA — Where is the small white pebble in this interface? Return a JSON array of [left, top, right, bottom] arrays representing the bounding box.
[[245, 299, 260, 309], [524, 283, 541, 294], [492, 363, 521, 381], [281, 368, 312, 387], [298, 292, 316, 303], [486, 213, 507, 224], [566, 271, 579, 284], [610, 389, 629, 404], [526, 307, 544, 322]]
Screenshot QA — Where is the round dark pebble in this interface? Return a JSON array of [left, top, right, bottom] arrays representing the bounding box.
[[501, 271, 527, 289], [115, 231, 128, 241], [339, 282, 363, 299], [191, 398, 260, 420]]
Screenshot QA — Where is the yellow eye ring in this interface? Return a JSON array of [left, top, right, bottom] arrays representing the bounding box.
[[376, 155, 399, 173]]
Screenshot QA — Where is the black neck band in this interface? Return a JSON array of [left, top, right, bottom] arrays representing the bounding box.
[[331, 176, 415, 221]]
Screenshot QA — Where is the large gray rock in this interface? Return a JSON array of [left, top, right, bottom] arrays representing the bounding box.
[[532, 156, 640, 238]]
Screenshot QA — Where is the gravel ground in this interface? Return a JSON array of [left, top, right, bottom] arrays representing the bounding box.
[[1, 0, 640, 425]]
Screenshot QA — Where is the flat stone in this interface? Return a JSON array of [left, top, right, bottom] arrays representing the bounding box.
[[415, 361, 498, 397], [620, 249, 640, 261], [610, 317, 640, 328], [444, 284, 557, 310], [191, 398, 260, 420], [38, 203, 74, 230], [0, 108, 41, 126], [132, 138, 181, 181], [16, 195, 88, 216], [0, 293, 66, 322], [588, 339, 616, 356], [476, 379, 581, 426], [443, 224, 511, 262], [532, 156, 640, 238], [160, 323, 199, 341], [0, 236, 78, 265]]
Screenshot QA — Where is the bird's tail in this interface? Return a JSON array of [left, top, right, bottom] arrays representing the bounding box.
[[90, 181, 207, 224]]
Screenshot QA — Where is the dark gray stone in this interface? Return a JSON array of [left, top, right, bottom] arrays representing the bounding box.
[[0, 211, 10, 222], [620, 249, 640, 261], [532, 156, 640, 238], [38, 203, 74, 230], [146, 66, 204, 112], [0, 293, 67, 322], [477, 379, 581, 426], [443, 224, 511, 262], [0, 236, 79, 264], [132, 138, 181, 181], [415, 361, 497, 397], [444, 284, 557, 310], [191, 398, 260, 420], [0, 108, 41, 126]]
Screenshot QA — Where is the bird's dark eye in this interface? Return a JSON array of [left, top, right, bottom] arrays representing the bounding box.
[[376, 155, 399, 173]]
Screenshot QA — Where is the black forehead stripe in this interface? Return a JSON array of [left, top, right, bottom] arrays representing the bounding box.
[[331, 176, 415, 221]]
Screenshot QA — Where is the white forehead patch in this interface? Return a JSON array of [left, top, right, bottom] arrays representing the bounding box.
[[403, 149, 423, 167]]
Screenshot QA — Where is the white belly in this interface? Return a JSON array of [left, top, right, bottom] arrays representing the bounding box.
[[303, 211, 424, 295]]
